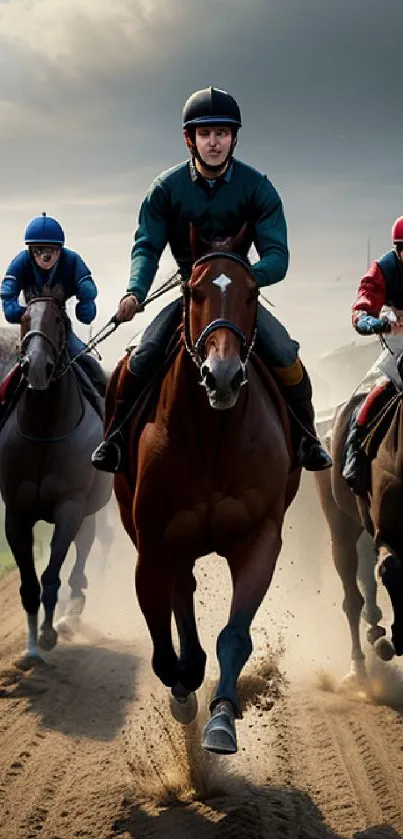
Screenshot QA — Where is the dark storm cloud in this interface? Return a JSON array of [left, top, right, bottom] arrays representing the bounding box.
[[0, 0, 402, 364], [1, 0, 402, 188]]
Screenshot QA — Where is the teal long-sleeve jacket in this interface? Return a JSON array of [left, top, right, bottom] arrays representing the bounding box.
[[127, 158, 289, 303]]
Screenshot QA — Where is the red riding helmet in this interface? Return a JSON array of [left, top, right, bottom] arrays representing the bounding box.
[[392, 216, 403, 243]]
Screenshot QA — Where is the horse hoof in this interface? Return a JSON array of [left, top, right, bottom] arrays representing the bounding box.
[[202, 703, 238, 755], [15, 651, 44, 671], [38, 626, 58, 651], [374, 636, 395, 661], [366, 625, 387, 645], [55, 616, 79, 640], [362, 606, 383, 626], [340, 671, 368, 694], [169, 689, 198, 725]]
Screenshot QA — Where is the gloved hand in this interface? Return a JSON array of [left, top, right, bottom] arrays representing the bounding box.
[[115, 294, 140, 323], [355, 314, 392, 335]]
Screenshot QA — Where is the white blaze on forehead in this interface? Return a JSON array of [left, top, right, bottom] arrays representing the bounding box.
[[213, 273, 232, 293], [30, 300, 47, 331]]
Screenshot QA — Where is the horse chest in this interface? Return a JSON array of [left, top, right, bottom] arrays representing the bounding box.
[[156, 486, 277, 555]]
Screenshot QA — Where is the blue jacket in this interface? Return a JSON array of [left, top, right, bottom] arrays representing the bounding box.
[[1, 248, 97, 325]]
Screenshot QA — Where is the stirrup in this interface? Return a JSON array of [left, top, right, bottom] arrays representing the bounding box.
[[91, 439, 122, 473], [298, 437, 332, 471]]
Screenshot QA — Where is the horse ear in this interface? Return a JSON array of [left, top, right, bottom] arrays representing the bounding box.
[[229, 222, 249, 254], [190, 223, 208, 262], [51, 283, 65, 305]]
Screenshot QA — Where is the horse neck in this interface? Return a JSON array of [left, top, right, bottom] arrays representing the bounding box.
[[18, 367, 83, 439]]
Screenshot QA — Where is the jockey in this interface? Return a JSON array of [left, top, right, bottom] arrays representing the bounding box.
[[0, 213, 107, 400], [342, 215, 403, 491], [92, 86, 332, 473]]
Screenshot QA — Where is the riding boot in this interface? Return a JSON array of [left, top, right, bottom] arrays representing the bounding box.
[[342, 419, 367, 494], [91, 362, 141, 473], [274, 361, 332, 471]]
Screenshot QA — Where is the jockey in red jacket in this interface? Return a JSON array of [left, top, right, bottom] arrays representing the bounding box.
[[342, 216, 403, 492], [352, 216, 403, 337]]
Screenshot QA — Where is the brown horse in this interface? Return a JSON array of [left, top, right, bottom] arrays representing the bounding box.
[[110, 231, 301, 754], [0, 287, 112, 665], [315, 381, 403, 687]]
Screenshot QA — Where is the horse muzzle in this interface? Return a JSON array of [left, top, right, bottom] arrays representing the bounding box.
[[21, 353, 55, 391], [200, 357, 247, 410]]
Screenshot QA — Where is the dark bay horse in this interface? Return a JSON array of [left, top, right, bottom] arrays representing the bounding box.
[[111, 231, 301, 754], [0, 287, 112, 665], [315, 374, 403, 687]]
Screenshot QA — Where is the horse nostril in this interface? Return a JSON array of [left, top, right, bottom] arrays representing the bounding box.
[[45, 361, 54, 380], [201, 365, 216, 391]]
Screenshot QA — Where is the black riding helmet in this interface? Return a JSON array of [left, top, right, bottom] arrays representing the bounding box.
[[182, 86, 242, 129]]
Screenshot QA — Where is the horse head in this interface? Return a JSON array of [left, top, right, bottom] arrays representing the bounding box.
[[185, 223, 258, 410], [20, 284, 67, 390]]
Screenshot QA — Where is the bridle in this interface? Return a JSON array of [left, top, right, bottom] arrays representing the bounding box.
[[183, 251, 258, 367], [19, 296, 66, 373]]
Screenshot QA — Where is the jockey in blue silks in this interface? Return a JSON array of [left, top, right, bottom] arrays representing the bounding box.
[[1, 212, 106, 399]]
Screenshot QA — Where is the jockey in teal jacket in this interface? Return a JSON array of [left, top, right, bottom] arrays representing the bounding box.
[[92, 87, 331, 474]]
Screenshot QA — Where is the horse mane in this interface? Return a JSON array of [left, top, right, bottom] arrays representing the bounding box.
[[25, 283, 66, 306]]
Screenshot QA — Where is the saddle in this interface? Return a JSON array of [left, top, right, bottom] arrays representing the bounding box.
[[357, 379, 399, 459], [249, 351, 294, 465], [342, 379, 401, 495], [106, 335, 183, 490]]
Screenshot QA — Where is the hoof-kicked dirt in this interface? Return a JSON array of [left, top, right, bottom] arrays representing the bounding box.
[[0, 479, 403, 838]]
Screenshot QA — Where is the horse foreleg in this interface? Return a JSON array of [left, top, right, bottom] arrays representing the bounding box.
[[170, 565, 206, 724], [5, 514, 42, 665], [371, 474, 403, 658], [330, 516, 369, 688], [202, 517, 281, 755], [357, 531, 385, 644], [377, 544, 403, 659], [39, 500, 84, 651], [135, 551, 179, 688], [56, 514, 96, 640], [95, 508, 115, 576]]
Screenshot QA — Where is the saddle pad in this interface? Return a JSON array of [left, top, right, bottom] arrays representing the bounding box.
[[356, 380, 389, 427]]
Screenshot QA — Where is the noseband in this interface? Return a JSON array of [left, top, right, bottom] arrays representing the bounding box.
[[184, 252, 257, 366]]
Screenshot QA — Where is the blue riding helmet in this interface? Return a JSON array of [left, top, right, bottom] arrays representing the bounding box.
[[24, 212, 65, 246]]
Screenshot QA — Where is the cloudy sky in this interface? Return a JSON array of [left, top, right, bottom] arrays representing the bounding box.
[[0, 0, 402, 378]]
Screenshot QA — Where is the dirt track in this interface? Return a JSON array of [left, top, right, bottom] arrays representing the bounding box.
[[1, 481, 403, 839]]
